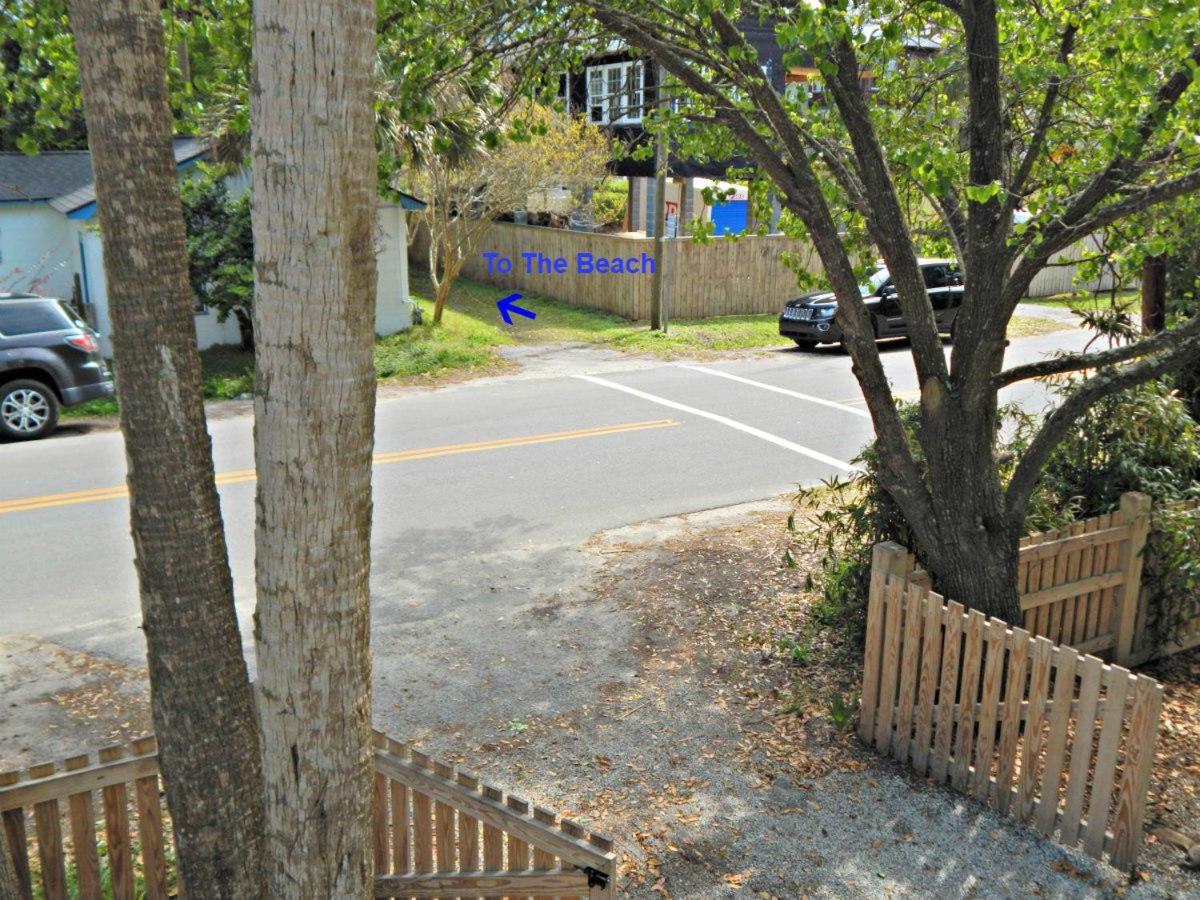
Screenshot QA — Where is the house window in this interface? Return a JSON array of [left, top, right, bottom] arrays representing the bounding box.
[[586, 61, 644, 125]]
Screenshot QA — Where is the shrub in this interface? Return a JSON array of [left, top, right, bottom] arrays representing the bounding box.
[[795, 380, 1200, 647]]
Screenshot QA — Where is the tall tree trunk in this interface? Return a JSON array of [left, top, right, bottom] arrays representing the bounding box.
[[67, 2, 265, 897], [251, 0, 379, 894], [1141, 255, 1167, 334]]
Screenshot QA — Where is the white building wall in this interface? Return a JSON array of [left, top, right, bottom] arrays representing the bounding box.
[[6, 200, 412, 354], [374, 203, 413, 336], [77, 230, 243, 355], [0, 204, 82, 301]]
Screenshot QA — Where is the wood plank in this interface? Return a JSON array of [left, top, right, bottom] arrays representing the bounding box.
[[1083, 669, 1132, 858], [30, 762, 67, 900], [911, 592, 944, 776], [412, 789, 434, 874], [98, 746, 134, 900], [532, 808, 558, 900], [457, 772, 481, 875], [1113, 493, 1152, 664], [1020, 571, 1125, 613], [873, 578, 905, 754], [374, 870, 590, 897], [390, 779, 410, 875], [1016, 637, 1055, 821], [1087, 514, 1115, 641], [0, 769, 31, 900], [373, 773, 390, 875], [0, 754, 160, 813], [1109, 675, 1164, 869], [374, 752, 611, 872], [971, 620, 1007, 801], [930, 600, 965, 784], [858, 550, 892, 744], [1060, 656, 1104, 845], [506, 796, 531, 874], [133, 769, 168, 900], [63, 754, 101, 900], [435, 798, 456, 872], [892, 584, 925, 764], [1019, 525, 1131, 562], [951, 610, 986, 792], [1034, 650, 1078, 835], [1070, 518, 1099, 644], [994, 628, 1030, 816], [1059, 522, 1086, 646], [482, 785, 505, 876]]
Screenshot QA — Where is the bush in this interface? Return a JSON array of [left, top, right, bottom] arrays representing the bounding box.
[[795, 380, 1200, 647], [590, 177, 628, 230]]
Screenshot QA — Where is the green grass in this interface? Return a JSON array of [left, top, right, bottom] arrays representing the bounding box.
[[63, 345, 255, 419], [407, 270, 788, 358], [1027, 289, 1139, 312]]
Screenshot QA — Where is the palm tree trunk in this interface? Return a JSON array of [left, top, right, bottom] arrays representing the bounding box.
[[251, 0, 379, 893], [67, 1, 265, 896]]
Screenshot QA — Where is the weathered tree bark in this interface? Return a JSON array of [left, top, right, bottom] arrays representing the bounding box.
[[67, 2, 265, 897], [251, 0, 379, 894], [0, 833, 20, 900], [1142, 255, 1167, 334]]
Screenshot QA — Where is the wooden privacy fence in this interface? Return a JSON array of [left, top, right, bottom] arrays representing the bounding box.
[[861, 543, 1163, 870], [412, 221, 824, 320], [411, 221, 1125, 321], [904, 493, 1200, 666], [0, 730, 616, 899]]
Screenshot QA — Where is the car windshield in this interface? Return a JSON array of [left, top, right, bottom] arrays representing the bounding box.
[[860, 267, 890, 296]]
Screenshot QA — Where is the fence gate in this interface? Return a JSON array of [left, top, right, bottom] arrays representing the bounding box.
[[0, 731, 616, 899], [861, 542, 1164, 870]]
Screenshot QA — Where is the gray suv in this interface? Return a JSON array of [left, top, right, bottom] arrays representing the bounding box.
[[0, 294, 114, 440]]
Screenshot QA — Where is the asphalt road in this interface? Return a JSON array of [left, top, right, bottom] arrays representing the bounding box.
[[0, 325, 1090, 666]]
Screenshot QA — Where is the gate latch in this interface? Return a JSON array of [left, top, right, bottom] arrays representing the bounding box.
[[584, 866, 609, 889]]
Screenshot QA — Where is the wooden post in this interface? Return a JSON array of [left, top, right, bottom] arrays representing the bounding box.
[[1113, 492, 1152, 665], [649, 66, 666, 330]]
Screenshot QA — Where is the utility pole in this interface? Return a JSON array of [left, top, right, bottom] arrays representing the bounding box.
[[650, 65, 667, 331]]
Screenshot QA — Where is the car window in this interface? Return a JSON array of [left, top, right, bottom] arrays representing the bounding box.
[[0, 301, 75, 336], [860, 267, 891, 296], [922, 265, 949, 288]]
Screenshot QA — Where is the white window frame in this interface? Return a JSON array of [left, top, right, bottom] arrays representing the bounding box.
[[585, 61, 644, 125]]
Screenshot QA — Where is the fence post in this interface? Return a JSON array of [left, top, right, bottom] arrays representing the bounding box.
[[1114, 492, 1152, 665], [859, 542, 911, 743]]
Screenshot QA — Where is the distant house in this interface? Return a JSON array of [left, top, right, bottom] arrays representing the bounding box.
[[558, 25, 938, 236], [0, 138, 425, 354]]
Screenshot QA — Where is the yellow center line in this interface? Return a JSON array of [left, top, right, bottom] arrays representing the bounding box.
[[0, 418, 680, 516]]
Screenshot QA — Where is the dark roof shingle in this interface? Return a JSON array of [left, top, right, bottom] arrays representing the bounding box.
[[0, 138, 207, 210], [0, 152, 95, 203]]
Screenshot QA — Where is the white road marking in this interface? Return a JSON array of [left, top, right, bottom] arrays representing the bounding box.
[[677, 364, 872, 418], [575, 374, 857, 472]]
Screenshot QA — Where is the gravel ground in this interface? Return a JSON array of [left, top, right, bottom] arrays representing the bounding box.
[[3, 497, 1197, 898]]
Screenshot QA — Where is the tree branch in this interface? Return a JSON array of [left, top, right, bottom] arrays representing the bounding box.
[[994, 314, 1200, 388], [1005, 331, 1200, 514], [1007, 22, 1077, 205]]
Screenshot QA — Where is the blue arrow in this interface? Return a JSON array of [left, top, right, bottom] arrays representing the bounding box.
[[497, 292, 537, 325]]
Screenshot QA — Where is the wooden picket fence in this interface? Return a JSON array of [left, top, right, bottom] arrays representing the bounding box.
[[862, 542, 1164, 870], [0, 731, 616, 899], [905, 493, 1200, 666]]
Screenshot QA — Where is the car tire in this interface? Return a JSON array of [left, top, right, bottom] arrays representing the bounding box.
[[0, 379, 60, 441], [793, 338, 817, 350]]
